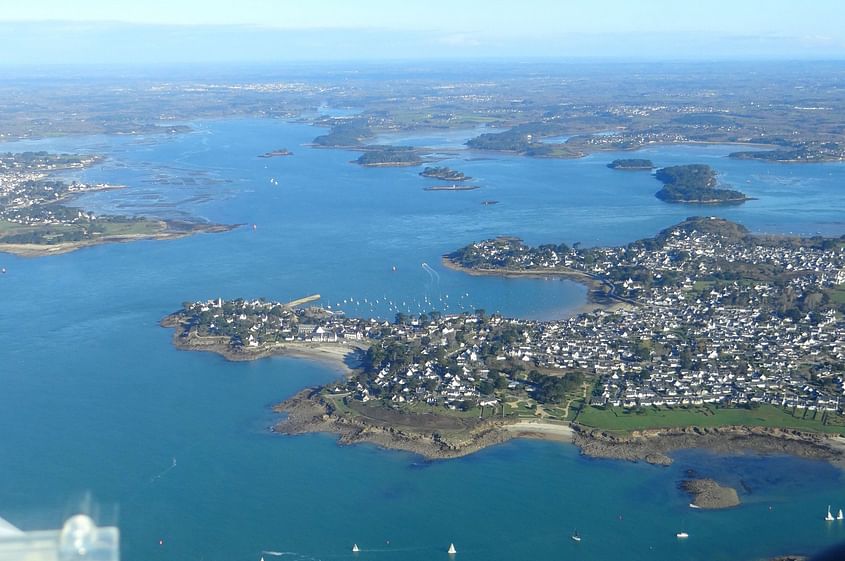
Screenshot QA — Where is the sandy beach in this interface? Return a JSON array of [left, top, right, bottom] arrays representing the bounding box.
[[504, 420, 574, 442]]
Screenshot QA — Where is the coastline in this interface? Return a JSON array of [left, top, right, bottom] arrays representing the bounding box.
[[0, 222, 237, 257], [161, 316, 366, 375], [440, 255, 635, 314], [269, 389, 845, 467]]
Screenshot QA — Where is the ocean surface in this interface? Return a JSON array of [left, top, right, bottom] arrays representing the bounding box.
[[1, 118, 845, 561]]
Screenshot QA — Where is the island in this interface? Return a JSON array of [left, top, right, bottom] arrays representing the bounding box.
[[0, 151, 235, 256], [356, 145, 422, 167], [607, 158, 654, 170], [258, 148, 293, 158], [680, 478, 740, 509], [654, 164, 750, 204], [164, 217, 845, 462], [419, 166, 471, 181]]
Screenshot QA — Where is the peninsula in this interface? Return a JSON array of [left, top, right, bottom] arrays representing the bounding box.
[[0, 151, 235, 256], [164, 217, 845, 463]]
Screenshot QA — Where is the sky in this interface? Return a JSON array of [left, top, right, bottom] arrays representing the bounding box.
[[2, 0, 845, 65]]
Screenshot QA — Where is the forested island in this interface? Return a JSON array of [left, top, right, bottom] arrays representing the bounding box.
[[356, 145, 422, 167], [654, 164, 750, 204], [419, 166, 471, 181], [608, 158, 654, 170]]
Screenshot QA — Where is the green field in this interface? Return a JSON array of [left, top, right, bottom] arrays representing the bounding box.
[[828, 284, 845, 305], [0, 218, 163, 244], [576, 403, 845, 434]]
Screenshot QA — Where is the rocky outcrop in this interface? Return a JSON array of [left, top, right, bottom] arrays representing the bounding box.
[[571, 424, 843, 466], [680, 478, 740, 509]]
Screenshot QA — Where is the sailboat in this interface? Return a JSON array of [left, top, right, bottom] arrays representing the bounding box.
[[838, 509, 844, 521], [570, 529, 581, 542], [447, 543, 457, 554], [826, 505, 835, 521], [352, 544, 360, 553]]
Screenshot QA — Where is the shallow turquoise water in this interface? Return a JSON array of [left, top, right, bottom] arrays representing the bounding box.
[[1, 119, 844, 560]]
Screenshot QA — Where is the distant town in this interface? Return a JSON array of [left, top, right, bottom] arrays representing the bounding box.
[[0, 151, 232, 255]]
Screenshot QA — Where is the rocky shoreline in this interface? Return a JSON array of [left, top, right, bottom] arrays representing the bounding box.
[[273, 389, 514, 459], [271, 391, 845, 467], [680, 478, 740, 509], [571, 424, 844, 467]]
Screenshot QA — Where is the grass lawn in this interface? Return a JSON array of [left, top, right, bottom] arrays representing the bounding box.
[[828, 284, 845, 305], [576, 403, 845, 435]]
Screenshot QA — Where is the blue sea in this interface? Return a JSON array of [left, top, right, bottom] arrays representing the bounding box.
[[1, 118, 844, 561]]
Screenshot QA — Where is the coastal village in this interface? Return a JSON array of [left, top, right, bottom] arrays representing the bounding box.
[[0, 152, 110, 228], [168, 217, 845, 425]]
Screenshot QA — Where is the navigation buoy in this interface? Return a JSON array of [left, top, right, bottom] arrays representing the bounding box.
[[447, 543, 457, 554]]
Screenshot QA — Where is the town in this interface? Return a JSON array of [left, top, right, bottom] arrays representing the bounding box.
[[0, 151, 121, 240], [167, 217, 845, 431]]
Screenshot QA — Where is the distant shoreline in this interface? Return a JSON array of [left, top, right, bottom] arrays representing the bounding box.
[[0, 221, 237, 257]]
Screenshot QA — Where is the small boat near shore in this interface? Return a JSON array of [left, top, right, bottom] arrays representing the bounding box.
[[689, 503, 701, 509], [571, 529, 581, 542], [676, 532, 689, 539]]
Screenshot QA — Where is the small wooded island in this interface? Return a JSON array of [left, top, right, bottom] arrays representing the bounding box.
[[655, 164, 750, 204], [356, 145, 422, 167], [607, 158, 654, 170], [419, 166, 471, 181]]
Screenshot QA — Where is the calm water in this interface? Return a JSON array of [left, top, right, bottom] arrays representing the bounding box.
[[1, 119, 845, 561]]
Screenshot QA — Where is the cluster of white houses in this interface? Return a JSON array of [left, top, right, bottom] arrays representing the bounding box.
[[0, 153, 108, 225], [178, 220, 845, 415]]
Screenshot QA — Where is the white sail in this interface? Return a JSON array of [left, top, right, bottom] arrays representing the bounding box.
[[447, 543, 457, 554], [352, 544, 359, 553], [826, 505, 835, 521], [838, 509, 844, 520]]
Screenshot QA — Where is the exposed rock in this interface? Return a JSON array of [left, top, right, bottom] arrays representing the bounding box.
[[680, 478, 740, 509]]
